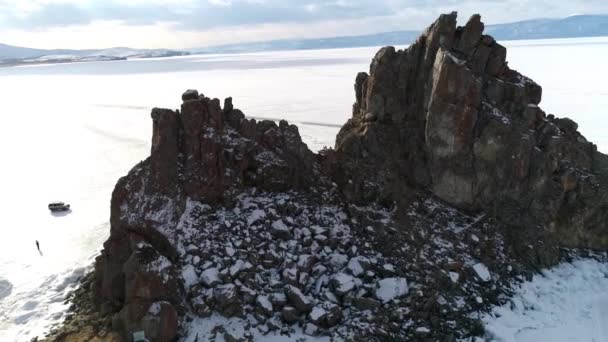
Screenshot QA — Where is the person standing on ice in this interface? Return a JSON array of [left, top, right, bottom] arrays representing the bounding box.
[[35, 240, 40, 252]]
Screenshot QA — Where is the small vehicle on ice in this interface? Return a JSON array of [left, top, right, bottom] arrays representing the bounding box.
[[48, 202, 70, 212]]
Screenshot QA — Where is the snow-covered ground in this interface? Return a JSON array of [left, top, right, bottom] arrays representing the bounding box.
[[483, 258, 608, 342], [0, 37, 606, 341]]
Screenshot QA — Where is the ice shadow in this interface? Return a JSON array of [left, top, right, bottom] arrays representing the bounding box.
[[50, 209, 72, 217], [0, 278, 13, 300]]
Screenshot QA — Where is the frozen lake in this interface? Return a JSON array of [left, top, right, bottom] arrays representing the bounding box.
[[484, 258, 608, 342], [0, 37, 606, 340]]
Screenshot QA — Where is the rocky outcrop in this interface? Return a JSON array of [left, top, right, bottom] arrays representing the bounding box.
[[92, 91, 319, 341], [78, 12, 608, 342], [334, 12, 608, 263]]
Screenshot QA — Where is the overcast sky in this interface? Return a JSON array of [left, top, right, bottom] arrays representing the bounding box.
[[0, 0, 606, 49]]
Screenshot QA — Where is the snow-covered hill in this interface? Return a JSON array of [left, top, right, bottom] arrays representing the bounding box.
[[0, 44, 189, 65]]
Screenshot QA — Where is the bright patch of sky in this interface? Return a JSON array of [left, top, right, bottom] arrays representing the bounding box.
[[0, 0, 606, 49]]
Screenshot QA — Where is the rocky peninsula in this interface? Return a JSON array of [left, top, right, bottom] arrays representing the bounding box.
[[41, 12, 608, 342]]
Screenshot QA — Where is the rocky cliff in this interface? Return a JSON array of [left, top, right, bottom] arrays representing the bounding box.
[[91, 91, 322, 341], [334, 12, 608, 263], [44, 12, 607, 342]]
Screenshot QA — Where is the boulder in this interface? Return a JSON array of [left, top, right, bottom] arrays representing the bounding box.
[[281, 306, 299, 324], [303, 323, 319, 336], [201, 268, 221, 287], [374, 278, 409, 303], [213, 284, 242, 317], [308, 306, 327, 325], [329, 273, 357, 296], [324, 305, 343, 327], [269, 292, 287, 309], [284, 285, 313, 313], [297, 254, 316, 272], [472, 263, 491, 282], [353, 297, 381, 311], [346, 256, 370, 276], [255, 295, 274, 317], [229, 260, 252, 278], [270, 219, 292, 240]]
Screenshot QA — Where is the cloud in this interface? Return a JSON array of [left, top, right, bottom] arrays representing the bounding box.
[[1, 0, 606, 30], [0, 0, 387, 30], [3, 3, 91, 29], [0, 0, 606, 48]]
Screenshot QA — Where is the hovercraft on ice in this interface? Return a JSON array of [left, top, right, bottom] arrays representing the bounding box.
[[48, 202, 70, 212]]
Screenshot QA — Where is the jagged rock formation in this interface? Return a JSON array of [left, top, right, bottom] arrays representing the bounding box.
[[93, 91, 320, 341], [334, 12, 608, 263], [49, 12, 607, 342]]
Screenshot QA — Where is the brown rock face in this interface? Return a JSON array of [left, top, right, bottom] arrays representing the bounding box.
[[334, 12, 608, 260], [93, 93, 318, 341]]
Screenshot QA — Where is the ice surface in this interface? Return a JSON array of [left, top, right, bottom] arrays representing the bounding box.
[[0, 37, 605, 339], [504, 38, 608, 154], [0, 278, 13, 300], [0, 265, 90, 340], [484, 259, 608, 342]]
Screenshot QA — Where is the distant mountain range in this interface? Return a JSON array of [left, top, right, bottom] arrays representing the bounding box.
[[192, 14, 608, 54], [1, 14, 606, 65], [485, 14, 608, 40], [0, 45, 189, 66]]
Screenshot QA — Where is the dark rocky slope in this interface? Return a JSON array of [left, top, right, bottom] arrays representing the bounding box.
[[42, 12, 607, 342]]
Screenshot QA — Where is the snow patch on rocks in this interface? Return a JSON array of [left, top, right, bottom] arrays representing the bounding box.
[[375, 278, 409, 303], [473, 263, 491, 282], [182, 264, 199, 289], [200, 268, 220, 287], [167, 191, 515, 340], [330, 273, 357, 296], [247, 209, 266, 225]]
